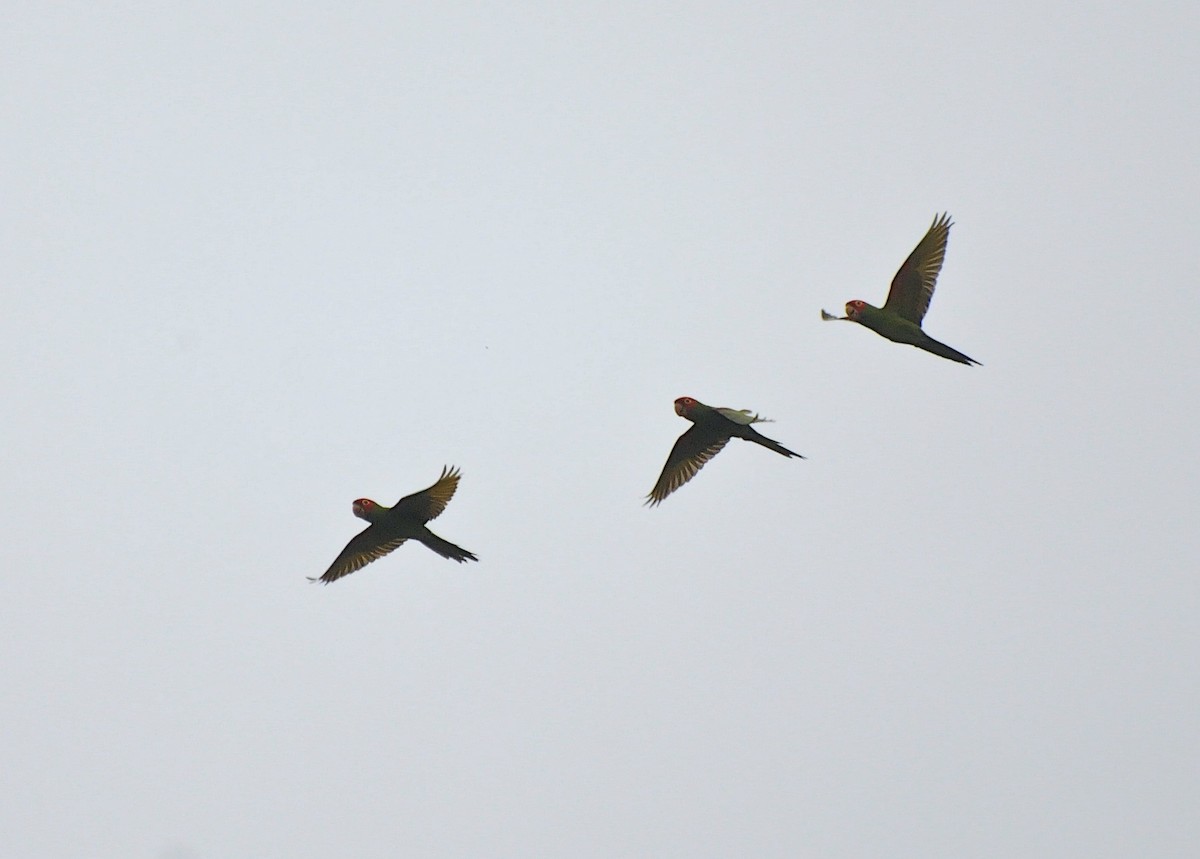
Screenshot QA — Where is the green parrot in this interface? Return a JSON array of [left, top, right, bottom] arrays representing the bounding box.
[[646, 396, 803, 506], [822, 213, 980, 365], [310, 466, 477, 584]]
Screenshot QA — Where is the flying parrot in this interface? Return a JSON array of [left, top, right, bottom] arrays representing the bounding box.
[[311, 465, 477, 584], [646, 396, 803, 506], [821, 213, 980, 365]]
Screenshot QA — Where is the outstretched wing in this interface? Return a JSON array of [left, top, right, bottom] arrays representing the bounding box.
[[393, 465, 462, 522], [645, 426, 729, 507], [883, 213, 952, 326], [310, 525, 407, 584]]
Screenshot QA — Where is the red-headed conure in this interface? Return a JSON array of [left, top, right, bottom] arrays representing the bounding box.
[[822, 213, 980, 365], [311, 466, 477, 584], [646, 396, 803, 506]]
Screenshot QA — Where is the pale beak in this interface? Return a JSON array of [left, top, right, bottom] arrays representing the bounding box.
[[820, 309, 847, 321]]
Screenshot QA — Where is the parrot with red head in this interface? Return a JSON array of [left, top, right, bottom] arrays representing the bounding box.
[[822, 213, 979, 365], [646, 397, 803, 506], [311, 466, 477, 584]]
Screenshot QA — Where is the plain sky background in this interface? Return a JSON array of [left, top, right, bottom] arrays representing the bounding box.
[[3, 2, 1197, 857]]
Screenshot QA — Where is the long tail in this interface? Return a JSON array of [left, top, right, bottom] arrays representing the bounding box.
[[918, 333, 981, 366], [741, 426, 805, 459], [418, 530, 479, 563]]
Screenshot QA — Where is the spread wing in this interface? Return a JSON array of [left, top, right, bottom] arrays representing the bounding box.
[[393, 465, 461, 522], [883, 212, 952, 326], [645, 425, 730, 507], [310, 525, 408, 584]]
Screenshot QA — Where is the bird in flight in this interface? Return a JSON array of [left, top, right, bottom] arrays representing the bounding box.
[[821, 213, 980, 365], [311, 466, 477, 584], [646, 396, 803, 506]]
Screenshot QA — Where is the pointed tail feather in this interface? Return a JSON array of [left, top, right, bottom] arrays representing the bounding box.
[[418, 531, 478, 563], [919, 333, 981, 366], [741, 426, 805, 459]]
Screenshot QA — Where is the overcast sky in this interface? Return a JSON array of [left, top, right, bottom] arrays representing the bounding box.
[[3, 2, 1197, 857]]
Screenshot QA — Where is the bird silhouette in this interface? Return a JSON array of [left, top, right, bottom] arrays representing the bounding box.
[[311, 466, 477, 584], [822, 213, 980, 365], [646, 396, 803, 507]]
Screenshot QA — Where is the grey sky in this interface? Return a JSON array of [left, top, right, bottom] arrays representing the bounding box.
[[3, 2, 1197, 857]]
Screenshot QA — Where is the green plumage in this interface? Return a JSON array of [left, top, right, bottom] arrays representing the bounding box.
[[312, 466, 477, 585], [851, 302, 979, 366], [822, 213, 980, 366], [646, 397, 804, 506]]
